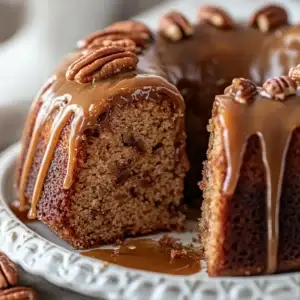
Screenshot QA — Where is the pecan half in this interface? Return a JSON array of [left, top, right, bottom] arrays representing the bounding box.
[[197, 5, 234, 29], [77, 20, 152, 52], [159, 11, 193, 42], [66, 46, 138, 84], [93, 39, 137, 53], [0, 253, 18, 289], [227, 78, 257, 104], [108, 20, 152, 37], [0, 287, 38, 300], [249, 5, 288, 33], [263, 76, 296, 101], [289, 65, 300, 86]]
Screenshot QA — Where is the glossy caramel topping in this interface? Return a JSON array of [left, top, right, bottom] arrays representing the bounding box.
[[81, 238, 201, 275], [153, 6, 300, 213], [18, 51, 184, 219], [217, 76, 300, 273]]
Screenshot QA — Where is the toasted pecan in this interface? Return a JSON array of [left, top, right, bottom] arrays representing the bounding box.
[[66, 46, 138, 84], [227, 78, 257, 104], [197, 5, 234, 29], [0, 287, 38, 300], [249, 5, 288, 33], [263, 76, 296, 101], [78, 20, 152, 51], [159, 11, 193, 41], [0, 253, 18, 289]]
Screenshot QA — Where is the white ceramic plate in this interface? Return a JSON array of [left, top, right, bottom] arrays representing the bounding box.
[[0, 143, 300, 300]]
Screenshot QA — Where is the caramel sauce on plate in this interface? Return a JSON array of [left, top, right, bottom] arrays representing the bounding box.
[[81, 238, 201, 275], [9, 201, 35, 223]]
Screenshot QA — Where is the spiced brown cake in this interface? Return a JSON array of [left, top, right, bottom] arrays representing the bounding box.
[[15, 4, 300, 275], [200, 74, 300, 276]]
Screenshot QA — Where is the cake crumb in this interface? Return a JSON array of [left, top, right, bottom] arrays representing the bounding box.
[[170, 248, 188, 260], [158, 234, 202, 261]]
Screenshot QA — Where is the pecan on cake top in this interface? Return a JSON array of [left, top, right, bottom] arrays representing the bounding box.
[[197, 5, 235, 29], [77, 20, 152, 53], [249, 5, 288, 33], [66, 45, 138, 84], [159, 11, 193, 42]]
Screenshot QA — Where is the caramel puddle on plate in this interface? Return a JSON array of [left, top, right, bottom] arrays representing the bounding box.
[[9, 201, 36, 223], [81, 238, 201, 275]]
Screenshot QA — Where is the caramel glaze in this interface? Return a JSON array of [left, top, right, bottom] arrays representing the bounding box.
[[154, 23, 300, 206], [252, 26, 300, 83], [18, 21, 300, 216], [217, 90, 300, 274], [81, 239, 201, 275], [17, 51, 185, 219]]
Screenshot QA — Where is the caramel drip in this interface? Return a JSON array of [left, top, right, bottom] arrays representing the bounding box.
[[218, 92, 300, 273], [18, 52, 184, 219], [27, 106, 78, 219], [19, 91, 64, 212]]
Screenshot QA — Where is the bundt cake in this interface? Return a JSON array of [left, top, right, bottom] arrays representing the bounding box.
[[200, 72, 300, 276], [14, 3, 300, 275]]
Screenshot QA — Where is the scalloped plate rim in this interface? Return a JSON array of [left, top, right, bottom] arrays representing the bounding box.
[[0, 142, 299, 299]]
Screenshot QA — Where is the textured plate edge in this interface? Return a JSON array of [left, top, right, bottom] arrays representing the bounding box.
[[0, 143, 299, 300]]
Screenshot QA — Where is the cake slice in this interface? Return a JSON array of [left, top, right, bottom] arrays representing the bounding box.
[[200, 69, 300, 276], [16, 41, 189, 249]]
